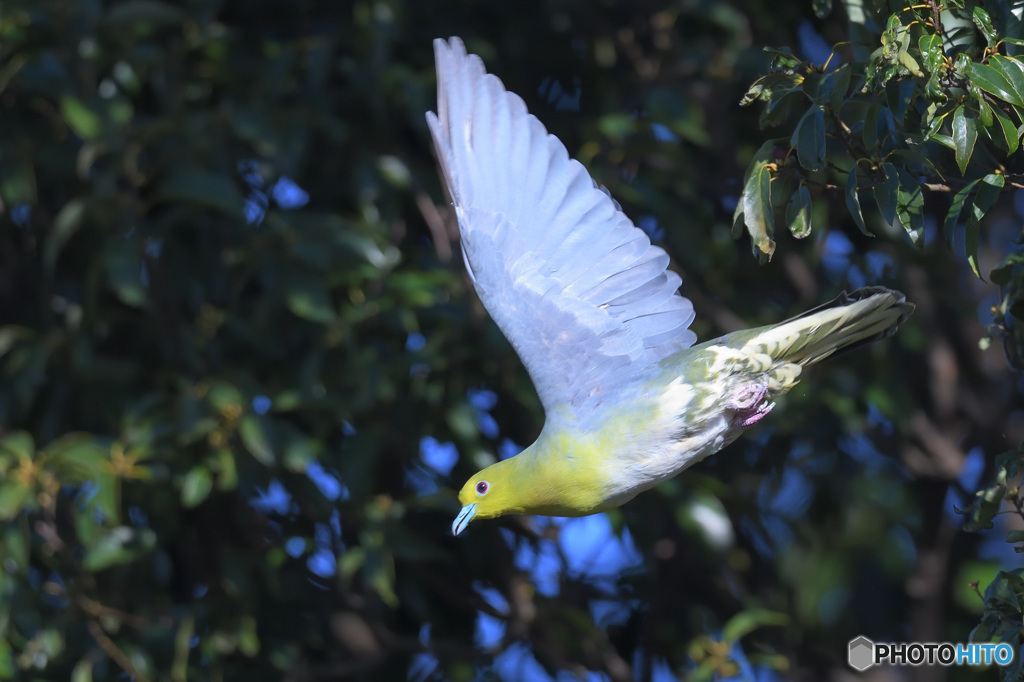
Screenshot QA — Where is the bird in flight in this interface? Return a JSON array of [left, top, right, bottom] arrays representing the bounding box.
[[425, 37, 912, 536]]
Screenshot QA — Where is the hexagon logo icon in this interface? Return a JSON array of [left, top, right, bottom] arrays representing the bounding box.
[[848, 636, 875, 671]]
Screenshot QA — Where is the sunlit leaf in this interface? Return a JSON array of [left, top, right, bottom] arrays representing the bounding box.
[[971, 6, 999, 47], [965, 59, 1024, 109], [952, 105, 978, 174], [785, 184, 811, 238], [741, 159, 775, 258]]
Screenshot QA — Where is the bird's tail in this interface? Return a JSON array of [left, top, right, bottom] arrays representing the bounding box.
[[733, 287, 913, 369]]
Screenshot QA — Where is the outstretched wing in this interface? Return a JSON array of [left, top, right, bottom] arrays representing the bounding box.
[[426, 37, 696, 420]]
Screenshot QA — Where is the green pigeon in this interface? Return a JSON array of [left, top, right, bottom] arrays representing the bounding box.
[[425, 38, 913, 535]]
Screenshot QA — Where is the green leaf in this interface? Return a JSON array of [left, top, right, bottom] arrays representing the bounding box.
[[763, 46, 801, 70], [895, 167, 925, 246], [286, 277, 335, 323], [45, 200, 86, 274], [741, 160, 775, 258], [206, 381, 244, 412], [897, 46, 923, 77], [988, 55, 1024, 104], [71, 657, 95, 682], [211, 448, 238, 490], [792, 105, 826, 172], [972, 6, 999, 47], [952, 105, 978, 174], [863, 104, 881, 150], [984, 570, 1023, 610], [966, 174, 1006, 279], [44, 433, 108, 481], [885, 79, 915, 123], [60, 97, 101, 140], [239, 415, 275, 465], [977, 99, 994, 128], [722, 609, 789, 642], [993, 109, 1021, 153], [181, 466, 213, 507], [105, 240, 146, 308], [812, 0, 831, 19], [991, 252, 1024, 285], [786, 184, 812, 238], [446, 402, 479, 440], [87, 472, 120, 525], [157, 170, 246, 217], [845, 166, 869, 236], [0, 431, 34, 460], [873, 162, 899, 225], [943, 179, 980, 248], [2, 525, 29, 569], [0, 481, 31, 519], [82, 527, 156, 571], [829, 64, 851, 113], [732, 140, 775, 239], [917, 34, 943, 72], [965, 60, 1024, 109], [283, 434, 318, 472]]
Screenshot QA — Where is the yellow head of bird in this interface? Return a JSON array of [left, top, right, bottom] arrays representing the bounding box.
[[451, 463, 522, 535]]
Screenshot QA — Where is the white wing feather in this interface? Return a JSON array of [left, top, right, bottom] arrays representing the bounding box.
[[426, 37, 696, 420]]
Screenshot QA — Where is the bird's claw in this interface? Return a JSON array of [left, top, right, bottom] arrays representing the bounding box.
[[730, 377, 773, 427]]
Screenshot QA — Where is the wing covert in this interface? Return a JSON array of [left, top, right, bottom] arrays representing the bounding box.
[[426, 37, 697, 419]]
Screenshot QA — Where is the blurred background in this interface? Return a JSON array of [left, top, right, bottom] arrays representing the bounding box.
[[0, 0, 1021, 680]]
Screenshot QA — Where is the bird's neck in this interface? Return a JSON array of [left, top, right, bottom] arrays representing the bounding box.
[[504, 426, 611, 517]]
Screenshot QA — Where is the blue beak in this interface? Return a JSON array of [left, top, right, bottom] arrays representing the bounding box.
[[452, 503, 477, 535]]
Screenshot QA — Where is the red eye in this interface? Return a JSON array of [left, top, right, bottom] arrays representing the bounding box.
[[476, 480, 489, 495]]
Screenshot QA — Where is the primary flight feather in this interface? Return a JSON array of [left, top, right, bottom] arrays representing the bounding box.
[[425, 37, 912, 535]]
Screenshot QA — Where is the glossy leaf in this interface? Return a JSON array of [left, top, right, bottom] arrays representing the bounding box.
[[786, 184, 812, 238], [952, 105, 978, 174], [992, 109, 1021, 153], [792, 105, 826, 171], [966, 174, 1006, 279], [845, 166, 869, 236], [965, 59, 1024, 109], [895, 167, 925, 246], [873, 162, 899, 225], [740, 159, 775, 257], [943, 178, 980, 248]]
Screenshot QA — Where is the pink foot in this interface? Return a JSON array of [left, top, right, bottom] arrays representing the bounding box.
[[736, 400, 774, 427], [729, 378, 767, 410], [730, 377, 773, 427]]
